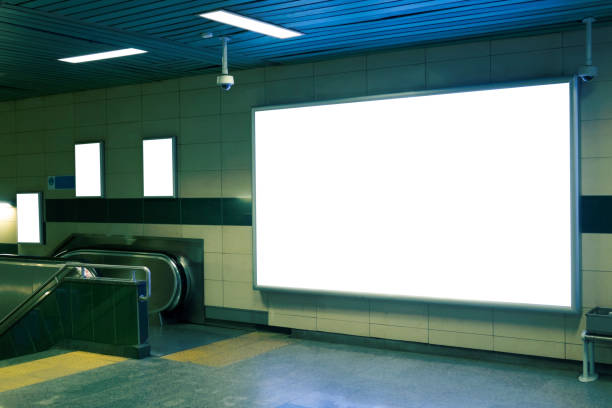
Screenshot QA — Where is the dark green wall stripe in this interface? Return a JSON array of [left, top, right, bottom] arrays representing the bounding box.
[[40, 196, 612, 231], [0, 244, 18, 254], [581, 196, 612, 234], [45, 198, 252, 226]]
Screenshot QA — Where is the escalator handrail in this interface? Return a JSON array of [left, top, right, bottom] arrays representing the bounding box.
[[0, 261, 151, 337], [58, 249, 182, 314]]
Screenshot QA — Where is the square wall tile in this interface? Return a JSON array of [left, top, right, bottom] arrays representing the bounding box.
[[582, 234, 612, 271], [178, 170, 222, 198], [367, 47, 425, 69], [0, 178, 17, 201], [142, 79, 179, 95], [491, 49, 562, 82], [143, 223, 182, 238], [370, 324, 428, 343], [17, 131, 45, 154], [44, 128, 74, 153], [180, 115, 221, 144], [179, 143, 221, 171], [180, 88, 220, 117], [0, 111, 14, 134], [315, 71, 367, 100], [429, 330, 493, 351], [429, 304, 493, 335], [142, 118, 179, 138], [204, 252, 222, 281], [221, 113, 251, 142], [74, 124, 106, 142], [270, 313, 316, 330], [427, 56, 490, 89], [223, 281, 266, 311], [265, 63, 313, 81], [179, 73, 218, 91], [491, 33, 561, 55], [143, 92, 179, 120], [0, 220, 17, 243], [107, 96, 141, 123], [16, 108, 44, 132], [563, 25, 612, 47], [268, 292, 317, 317], [204, 279, 223, 307], [182, 224, 222, 253], [222, 141, 251, 170], [73, 88, 106, 102], [106, 148, 141, 174], [0, 134, 17, 156], [107, 84, 142, 99], [367, 64, 426, 95], [493, 337, 564, 359], [45, 151, 74, 174], [0, 156, 17, 177], [370, 300, 427, 328], [315, 55, 366, 75], [222, 253, 253, 282], [426, 41, 489, 62], [233, 68, 265, 85], [581, 119, 612, 158], [16, 97, 44, 110], [493, 310, 564, 342], [17, 154, 45, 177], [581, 81, 612, 121], [44, 93, 73, 106], [265, 77, 315, 105], [74, 101, 107, 126], [317, 297, 369, 323], [581, 157, 612, 195], [105, 172, 142, 198], [0, 101, 15, 112], [43, 105, 74, 130], [222, 226, 252, 254], [16, 176, 45, 192], [221, 84, 265, 113], [106, 122, 141, 149], [316, 318, 369, 337], [221, 170, 251, 198], [107, 223, 144, 236], [582, 270, 612, 308]]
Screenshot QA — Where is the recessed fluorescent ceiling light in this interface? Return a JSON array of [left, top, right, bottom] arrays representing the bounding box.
[[59, 48, 147, 63], [199, 10, 302, 39]]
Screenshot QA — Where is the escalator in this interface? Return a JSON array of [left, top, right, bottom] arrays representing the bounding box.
[[0, 256, 150, 360]]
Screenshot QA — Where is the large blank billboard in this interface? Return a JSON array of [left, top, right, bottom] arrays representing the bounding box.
[[253, 79, 579, 311]]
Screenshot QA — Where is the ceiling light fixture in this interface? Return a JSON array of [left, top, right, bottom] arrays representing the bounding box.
[[59, 48, 147, 63], [199, 10, 302, 39]]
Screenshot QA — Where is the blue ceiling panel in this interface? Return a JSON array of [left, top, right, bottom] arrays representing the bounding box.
[[1, 0, 612, 100]]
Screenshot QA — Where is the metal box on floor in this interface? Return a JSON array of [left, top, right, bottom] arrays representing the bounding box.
[[586, 307, 612, 336]]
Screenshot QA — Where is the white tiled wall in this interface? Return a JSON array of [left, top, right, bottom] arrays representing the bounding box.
[[2, 24, 612, 363]]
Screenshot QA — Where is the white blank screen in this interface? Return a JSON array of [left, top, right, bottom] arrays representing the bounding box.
[[75, 142, 103, 197], [17, 193, 42, 244], [254, 82, 573, 308], [143, 138, 175, 197]]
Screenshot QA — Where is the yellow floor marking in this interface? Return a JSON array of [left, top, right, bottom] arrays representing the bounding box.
[[0, 351, 126, 393], [163, 332, 290, 367]]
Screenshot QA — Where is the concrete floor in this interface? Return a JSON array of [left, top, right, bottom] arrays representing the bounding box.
[[0, 324, 611, 408]]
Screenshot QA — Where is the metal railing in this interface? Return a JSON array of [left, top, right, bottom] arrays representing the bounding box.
[[0, 260, 151, 337]]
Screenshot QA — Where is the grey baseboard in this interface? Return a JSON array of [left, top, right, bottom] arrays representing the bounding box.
[[204, 306, 268, 325]]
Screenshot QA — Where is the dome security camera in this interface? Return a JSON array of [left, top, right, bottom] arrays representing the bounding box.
[[578, 64, 598, 82], [217, 74, 234, 91]]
